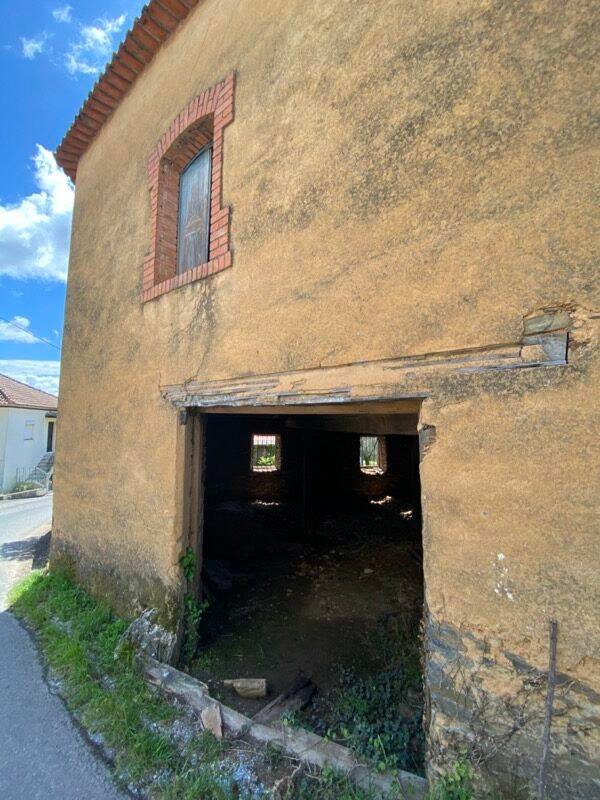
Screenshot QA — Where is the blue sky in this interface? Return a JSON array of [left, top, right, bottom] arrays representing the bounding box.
[[0, 1, 140, 394]]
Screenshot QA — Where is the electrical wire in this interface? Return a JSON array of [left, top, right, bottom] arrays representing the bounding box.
[[0, 316, 62, 352]]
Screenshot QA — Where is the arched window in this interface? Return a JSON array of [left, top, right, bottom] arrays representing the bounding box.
[[142, 73, 235, 302]]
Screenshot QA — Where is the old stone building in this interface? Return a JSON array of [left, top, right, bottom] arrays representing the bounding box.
[[52, 1, 599, 796]]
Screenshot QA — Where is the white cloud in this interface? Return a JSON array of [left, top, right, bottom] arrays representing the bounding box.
[[0, 359, 60, 396], [21, 34, 49, 60], [52, 5, 73, 23], [65, 14, 126, 75], [0, 316, 37, 344], [0, 145, 74, 282]]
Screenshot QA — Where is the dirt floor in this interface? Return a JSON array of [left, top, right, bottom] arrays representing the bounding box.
[[192, 500, 425, 773]]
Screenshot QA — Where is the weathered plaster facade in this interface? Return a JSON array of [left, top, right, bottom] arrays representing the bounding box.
[[52, 0, 599, 795]]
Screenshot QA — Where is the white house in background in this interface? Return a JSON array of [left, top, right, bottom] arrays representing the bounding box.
[[0, 373, 57, 493]]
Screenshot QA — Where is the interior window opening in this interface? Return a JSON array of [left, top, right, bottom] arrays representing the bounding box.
[[250, 433, 281, 472], [360, 434, 387, 474], [192, 410, 425, 778]]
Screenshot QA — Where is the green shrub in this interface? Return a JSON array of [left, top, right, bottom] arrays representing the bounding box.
[[301, 615, 425, 775], [178, 547, 209, 664], [11, 481, 41, 492], [180, 592, 208, 663], [427, 758, 473, 800]]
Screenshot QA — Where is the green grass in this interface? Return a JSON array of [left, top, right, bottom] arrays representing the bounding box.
[[8, 571, 250, 797], [11, 571, 175, 782], [8, 570, 486, 800]]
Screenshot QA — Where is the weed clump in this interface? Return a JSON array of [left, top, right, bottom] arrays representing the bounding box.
[[300, 615, 425, 775], [426, 758, 473, 800], [179, 547, 209, 664]]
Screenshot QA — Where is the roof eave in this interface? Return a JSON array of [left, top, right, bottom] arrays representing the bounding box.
[[55, 0, 202, 182], [7, 404, 58, 412]]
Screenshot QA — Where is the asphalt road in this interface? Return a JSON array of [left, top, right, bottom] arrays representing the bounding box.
[[0, 494, 53, 610], [0, 494, 53, 545], [0, 494, 125, 799]]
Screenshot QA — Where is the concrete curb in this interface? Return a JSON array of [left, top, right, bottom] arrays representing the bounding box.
[[140, 656, 428, 799], [0, 489, 48, 502]]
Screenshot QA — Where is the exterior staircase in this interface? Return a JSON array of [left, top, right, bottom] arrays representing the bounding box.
[[19, 452, 55, 491], [35, 452, 54, 474]]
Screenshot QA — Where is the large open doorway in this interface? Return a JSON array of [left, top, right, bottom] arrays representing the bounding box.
[[190, 406, 425, 776]]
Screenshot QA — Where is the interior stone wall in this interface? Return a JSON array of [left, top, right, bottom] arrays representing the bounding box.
[[204, 414, 418, 508]]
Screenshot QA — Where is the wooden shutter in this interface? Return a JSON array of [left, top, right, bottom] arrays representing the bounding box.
[[177, 146, 212, 273]]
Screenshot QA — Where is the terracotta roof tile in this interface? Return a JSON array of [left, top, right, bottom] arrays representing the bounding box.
[[55, 1, 202, 181], [0, 374, 58, 410]]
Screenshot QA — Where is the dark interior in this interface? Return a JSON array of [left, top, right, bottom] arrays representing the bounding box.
[[203, 413, 421, 527], [194, 411, 425, 772]]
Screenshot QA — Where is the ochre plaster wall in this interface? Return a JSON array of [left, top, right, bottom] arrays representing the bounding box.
[[420, 343, 599, 795], [52, 0, 599, 793]]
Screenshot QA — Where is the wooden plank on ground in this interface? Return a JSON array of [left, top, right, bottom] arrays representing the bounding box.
[[253, 674, 316, 725]]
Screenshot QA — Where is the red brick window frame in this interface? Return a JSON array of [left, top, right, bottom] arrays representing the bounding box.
[[142, 73, 235, 303]]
